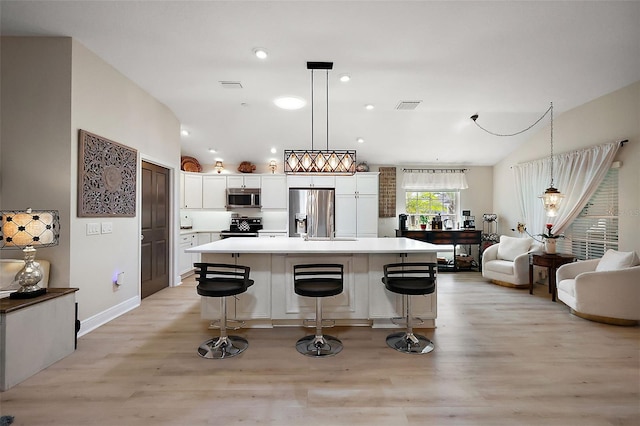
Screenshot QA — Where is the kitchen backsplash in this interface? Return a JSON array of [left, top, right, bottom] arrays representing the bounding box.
[[181, 209, 287, 231]]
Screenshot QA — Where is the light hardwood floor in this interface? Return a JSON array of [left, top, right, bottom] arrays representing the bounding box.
[[1, 272, 638, 425]]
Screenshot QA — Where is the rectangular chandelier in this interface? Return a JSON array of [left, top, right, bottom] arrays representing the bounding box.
[[284, 150, 356, 174]]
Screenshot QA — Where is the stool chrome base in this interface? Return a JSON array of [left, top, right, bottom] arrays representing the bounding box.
[[197, 336, 248, 359], [386, 331, 434, 354], [296, 334, 343, 357]]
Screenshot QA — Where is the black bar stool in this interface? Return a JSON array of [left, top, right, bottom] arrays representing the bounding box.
[[293, 263, 344, 357], [381, 262, 437, 354], [194, 263, 253, 359]]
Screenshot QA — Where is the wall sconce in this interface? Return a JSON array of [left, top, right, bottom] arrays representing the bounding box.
[[214, 161, 224, 174], [269, 160, 277, 174]]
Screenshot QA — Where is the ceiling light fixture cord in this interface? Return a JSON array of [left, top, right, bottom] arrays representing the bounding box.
[[311, 70, 314, 151], [326, 69, 329, 150], [472, 103, 553, 137], [550, 101, 554, 187]]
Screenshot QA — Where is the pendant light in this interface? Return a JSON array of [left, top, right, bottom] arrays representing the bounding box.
[[471, 102, 563, 216], [284, 61, 356, 174], [537, 102, 563, 216]]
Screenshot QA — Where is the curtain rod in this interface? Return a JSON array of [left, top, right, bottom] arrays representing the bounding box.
[[402, 168, 467, 173]]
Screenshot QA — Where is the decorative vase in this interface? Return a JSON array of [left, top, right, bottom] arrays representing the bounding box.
[[544, 239, 557, 254]]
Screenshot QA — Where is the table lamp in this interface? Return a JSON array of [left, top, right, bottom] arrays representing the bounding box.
[[0, 208, 60, 298]]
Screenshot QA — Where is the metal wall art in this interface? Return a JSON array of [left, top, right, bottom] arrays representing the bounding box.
[[78, 130, 137, 217]]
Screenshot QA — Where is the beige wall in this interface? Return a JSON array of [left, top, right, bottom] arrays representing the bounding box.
[[493, 81, 640, 254], [1, 37, 181, 324], [1, 37, 73, 284], [371, 164, 494, 238]]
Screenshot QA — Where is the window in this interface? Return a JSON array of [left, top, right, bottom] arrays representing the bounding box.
[[405, 190, 459, 228], [559, 168, 618, 260]]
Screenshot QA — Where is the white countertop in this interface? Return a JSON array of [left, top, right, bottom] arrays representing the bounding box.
[[187, 237, 449, 254]]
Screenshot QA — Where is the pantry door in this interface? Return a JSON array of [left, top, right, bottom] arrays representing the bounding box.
[[141, 161, 170, 298]]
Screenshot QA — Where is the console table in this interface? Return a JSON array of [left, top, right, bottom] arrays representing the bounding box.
[[1, 288, 78, 391], [395, 229, 482, 271], [529, 252, 576, 302]]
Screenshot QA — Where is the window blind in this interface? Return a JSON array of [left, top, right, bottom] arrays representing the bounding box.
[[559, 168, 618, 260]]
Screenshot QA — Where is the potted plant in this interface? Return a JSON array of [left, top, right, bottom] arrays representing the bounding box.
[[538, 223, 564, 254], [419, 215, 428, 230]]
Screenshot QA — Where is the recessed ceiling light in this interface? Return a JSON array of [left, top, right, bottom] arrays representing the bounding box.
[[356, 137, 364, 144], [208, 148, 217, 153], [270, 147, 277, 154], [274, 96, 306, 110], [253, 48, 268, 59], [365, 104, 374, 110], [180, 129, 190, 136], [339, 74, 351, 83]]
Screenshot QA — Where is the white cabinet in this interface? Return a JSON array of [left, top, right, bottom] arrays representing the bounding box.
[[180, 172, 203, 209], [335, 173, 379, 238], [197, 232, 212, 246], [227, 175, 261, 189], [260, 175, 287, 209], [202, 175, 227, 209], [258, 231, 287, 238], [179, 233, 198, 275], [287, 175, 335, 188]]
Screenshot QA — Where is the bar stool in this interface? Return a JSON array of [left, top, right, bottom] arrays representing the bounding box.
[[293, 263, 344, 357], [381, 262, 437, 354], [194, 263, 253, 359]]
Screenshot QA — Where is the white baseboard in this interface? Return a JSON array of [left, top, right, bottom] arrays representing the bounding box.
[[78, 295, 140, 337]]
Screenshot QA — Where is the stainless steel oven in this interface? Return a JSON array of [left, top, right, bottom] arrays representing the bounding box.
[[220, 217, 262, 239]]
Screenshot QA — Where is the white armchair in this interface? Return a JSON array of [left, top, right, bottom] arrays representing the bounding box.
[[482, 236, 543, 288], [556, 250, 640, 325]]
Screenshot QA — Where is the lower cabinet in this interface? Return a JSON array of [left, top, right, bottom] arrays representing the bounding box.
[[178, 233, 198, 275]]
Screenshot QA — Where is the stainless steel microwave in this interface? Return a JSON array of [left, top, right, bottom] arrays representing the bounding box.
[[226, 188, 261, 209]]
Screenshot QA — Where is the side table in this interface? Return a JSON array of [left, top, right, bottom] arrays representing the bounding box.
[[529, 252, 576, 302]]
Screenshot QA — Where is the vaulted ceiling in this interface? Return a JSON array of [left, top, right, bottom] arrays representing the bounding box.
[[2, 1, 639, 167]]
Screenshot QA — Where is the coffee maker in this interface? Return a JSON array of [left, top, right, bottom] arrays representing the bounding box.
[[398, 214, 408, 231]]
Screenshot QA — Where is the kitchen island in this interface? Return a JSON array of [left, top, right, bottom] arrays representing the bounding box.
[[186, 237, 449, 328]]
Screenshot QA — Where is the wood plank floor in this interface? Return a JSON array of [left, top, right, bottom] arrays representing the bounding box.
[[1, 272, 638, 425]]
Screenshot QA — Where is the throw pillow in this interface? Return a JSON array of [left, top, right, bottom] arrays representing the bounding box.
[[595, 249, 637, 272], [497, 236, 533, 261]]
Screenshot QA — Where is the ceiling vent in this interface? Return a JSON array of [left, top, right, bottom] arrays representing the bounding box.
[[396, 101, 421, 110], [220, 81, 243, 89]]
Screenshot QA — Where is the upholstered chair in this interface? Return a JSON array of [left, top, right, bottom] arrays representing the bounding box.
[[482, 236, 543, 288], [556, 250, 640, 325]]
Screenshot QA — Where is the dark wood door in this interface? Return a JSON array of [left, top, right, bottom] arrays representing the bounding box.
[[141, 161, 170, 298]]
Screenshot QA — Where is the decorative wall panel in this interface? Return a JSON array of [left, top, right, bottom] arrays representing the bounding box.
[[78, 130, 137, 217], [378, 167, 396, 218]]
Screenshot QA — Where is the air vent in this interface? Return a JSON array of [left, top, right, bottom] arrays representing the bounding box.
[[396, 101, 422, 110], [220, 81, 243, 89]]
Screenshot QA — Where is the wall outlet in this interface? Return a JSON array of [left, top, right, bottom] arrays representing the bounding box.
[[87, 223, 100, 235], [101, 222, 113, 234]]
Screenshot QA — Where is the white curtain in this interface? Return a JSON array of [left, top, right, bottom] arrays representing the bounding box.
[[512, 141, 621, 235], [402, 171, 468, 190]]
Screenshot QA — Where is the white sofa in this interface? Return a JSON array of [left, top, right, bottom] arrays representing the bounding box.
[[557, 250, 640, 325], [482, 236, 543, 288], [1, 258, 51, 295]]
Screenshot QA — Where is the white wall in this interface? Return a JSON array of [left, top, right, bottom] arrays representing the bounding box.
[[493, 81, 640, 254], [1, 37, 181, 325], [70, 39, 181, 322]]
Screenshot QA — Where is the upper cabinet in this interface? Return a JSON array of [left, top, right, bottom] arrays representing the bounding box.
[[335, 173, 379, 238], [227, 175, 261, 189], [287, 175, 335, 188], [335, 173, 378, 195], [202, 175, 227, 209], [261, 175, 287, 210], [181, 172, 203, 209]]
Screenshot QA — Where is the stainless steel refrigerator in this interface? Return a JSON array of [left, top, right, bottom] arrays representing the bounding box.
[[289, 188, 335, 238]]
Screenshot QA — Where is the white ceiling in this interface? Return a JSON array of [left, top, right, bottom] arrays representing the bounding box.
[[2, 1, 639, 167]]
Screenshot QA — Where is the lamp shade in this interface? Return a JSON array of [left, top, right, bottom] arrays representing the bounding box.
[[0, 209, 60, 249], [539, 187, 564, 217]]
